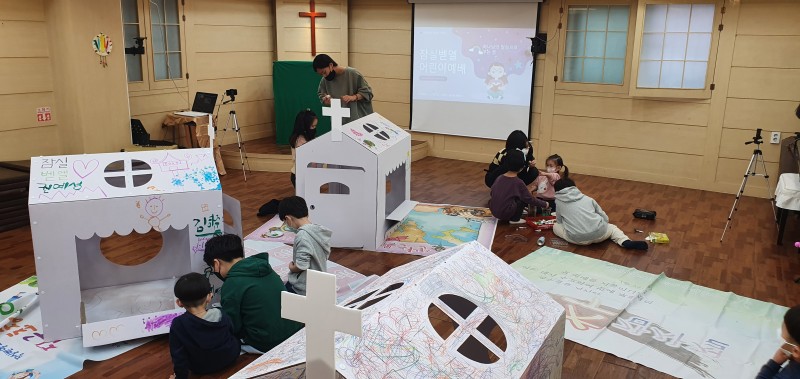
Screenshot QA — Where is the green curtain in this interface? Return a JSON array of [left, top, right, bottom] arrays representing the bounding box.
[[273, 61, 330, 145]]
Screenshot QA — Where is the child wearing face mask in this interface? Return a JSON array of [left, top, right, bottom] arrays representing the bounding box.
[[532, 154, 569, 212], [756, 305, 800, 379]]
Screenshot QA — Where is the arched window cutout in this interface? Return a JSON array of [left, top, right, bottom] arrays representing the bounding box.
[[428, 294, 506, 365], [344, 282, 404, 310], [320, 182, 350, 195], [98, 229, 162, 266]]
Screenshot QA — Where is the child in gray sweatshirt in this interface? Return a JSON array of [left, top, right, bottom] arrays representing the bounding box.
[[553, 178, 648, 251], [278, 196, 333, 295]]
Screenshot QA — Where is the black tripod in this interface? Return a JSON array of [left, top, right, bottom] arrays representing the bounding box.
[[721, 129, 777, 242], [216, 92, 251, 181]]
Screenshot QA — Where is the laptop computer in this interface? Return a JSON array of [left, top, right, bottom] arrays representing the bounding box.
[[175, 92, 218, 117]]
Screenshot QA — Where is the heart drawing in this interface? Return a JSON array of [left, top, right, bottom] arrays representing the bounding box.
[[73, 159, 100, 178]]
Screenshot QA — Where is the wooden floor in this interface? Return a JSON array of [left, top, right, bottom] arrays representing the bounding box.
[[1, 157, 798, 378]]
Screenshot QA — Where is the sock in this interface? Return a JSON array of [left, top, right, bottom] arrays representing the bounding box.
[[622, 240, 648, 251]]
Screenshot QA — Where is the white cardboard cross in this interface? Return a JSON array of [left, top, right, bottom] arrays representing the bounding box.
[[281, 270, 362, 379], [322, 98, 350, 142]]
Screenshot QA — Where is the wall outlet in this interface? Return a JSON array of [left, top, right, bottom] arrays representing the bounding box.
[[770, 132, 781, 144]]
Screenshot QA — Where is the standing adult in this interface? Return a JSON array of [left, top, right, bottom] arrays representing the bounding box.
[[312, 54, 374, 124]]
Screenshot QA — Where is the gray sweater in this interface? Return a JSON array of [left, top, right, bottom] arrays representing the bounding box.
[[317, 67, 374, 124], [554, 186, 609, 243], [289, 224, 333, 295]]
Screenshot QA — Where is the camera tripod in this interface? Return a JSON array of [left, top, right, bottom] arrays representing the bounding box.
[[216, 97, 251, 181], [720, 129, 778, 242]]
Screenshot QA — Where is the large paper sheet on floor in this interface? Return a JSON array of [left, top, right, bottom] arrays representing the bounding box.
[[377, 203, 498, 256], [245, 215, 298, 245], [244, 241, 378, 302], [0, 276, 150, 378], [511, 247, 788, 379]]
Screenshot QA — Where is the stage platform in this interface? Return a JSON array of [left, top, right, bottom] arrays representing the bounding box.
[[219, 136, 429, 172]]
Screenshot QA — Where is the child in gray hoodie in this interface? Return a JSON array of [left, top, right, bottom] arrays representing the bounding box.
[[553, 178, 648, 251], [278, 196, 333, 295]]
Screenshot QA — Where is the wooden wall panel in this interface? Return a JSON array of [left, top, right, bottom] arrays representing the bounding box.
[[349, 53, 410, 80], [191, 0, 272, 26], [373, 101, 409, 127], [732, 36, 800, 69], [715, 157, 779, 191], [193, 25, 273, 53], [350, 29, 411, 55], [728, 67, 800, 102], [552, 141, 702, 182], [0, 127, 60, 161], [0, 0, 45, 21], [192, 52, 274, 80], [553, 94, 710, 127], [718, 128, 782, 163], [0, 92, 57, 131], [194, 76, 273, 103], [367, 77, 409, 104], [0, 21, 49, 57], [723, 98, 800, 133], [551, 115, 707, 155], [0, 58, 53, 95], [737, 1, 800, 36], [281, 28, 344, 53]]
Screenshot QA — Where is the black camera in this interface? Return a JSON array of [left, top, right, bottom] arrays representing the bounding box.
[[225, 89, 237, 97]]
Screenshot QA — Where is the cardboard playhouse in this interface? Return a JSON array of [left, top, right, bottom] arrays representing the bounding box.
[[295, 112, 414, 250], [231, 241, 566, 379], [28, 148, 241, 347]]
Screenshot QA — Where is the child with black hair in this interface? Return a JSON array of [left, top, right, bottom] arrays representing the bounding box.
[[168, 273, 240, 379], [203, 234, 302, 353], [484, 130, 538, 188], [289, 109, 318, 188], [489, 149, 549, 224], [553, 177, 648, 251], [278, 196, 332, 295], [532, 154, 569, 211], [757, 305, 800, 378]]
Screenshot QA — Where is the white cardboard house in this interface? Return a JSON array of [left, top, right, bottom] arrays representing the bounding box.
[[231, 241, 566, 379], [296, 112, 413, 250], [28, 148, 237, 346]]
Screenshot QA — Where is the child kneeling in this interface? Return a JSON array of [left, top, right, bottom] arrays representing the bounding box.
[[489, 149, 549, 223], [169, 273, 240, 379], [278, 196, 332, 295]]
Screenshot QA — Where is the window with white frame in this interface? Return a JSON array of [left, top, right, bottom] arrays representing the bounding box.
[[149, 0, 182, 80], [564, 5, 630, 85], [636, 3, 715, 89], [120, 0, 184, 87]]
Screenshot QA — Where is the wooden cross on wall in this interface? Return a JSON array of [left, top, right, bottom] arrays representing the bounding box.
[[299, 0, 327, 56]]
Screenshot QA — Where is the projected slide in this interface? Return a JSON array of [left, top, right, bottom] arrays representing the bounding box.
[[414, 27, 534, 107]]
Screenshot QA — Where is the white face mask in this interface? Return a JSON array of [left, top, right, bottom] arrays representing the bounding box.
[[519, 148, 529, 157], [546, 166, 557, 173]]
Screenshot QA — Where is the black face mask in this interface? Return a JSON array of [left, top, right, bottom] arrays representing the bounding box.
[[325, 70, 336, 81], [212, 272, 225, 282]]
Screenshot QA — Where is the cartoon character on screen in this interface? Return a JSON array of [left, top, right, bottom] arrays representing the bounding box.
[[485, 62, 508, 100]]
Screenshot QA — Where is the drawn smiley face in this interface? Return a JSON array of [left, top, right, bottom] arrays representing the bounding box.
[[145, 197, 164, 216]]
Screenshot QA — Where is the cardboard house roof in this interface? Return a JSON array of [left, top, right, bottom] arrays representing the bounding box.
[[340, 113, 409, 155], [231, 241, 566, 379], [29, 149, 221, 205]]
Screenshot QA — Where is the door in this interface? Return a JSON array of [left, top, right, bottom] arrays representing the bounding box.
[[304, 166, 369, 248]]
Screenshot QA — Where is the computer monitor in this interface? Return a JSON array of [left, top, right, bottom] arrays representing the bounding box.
[[191, 92, 218, 114]]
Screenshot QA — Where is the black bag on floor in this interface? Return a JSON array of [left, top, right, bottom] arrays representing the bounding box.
[[633, 208, 657, 220], [258, 199, 281, 217]]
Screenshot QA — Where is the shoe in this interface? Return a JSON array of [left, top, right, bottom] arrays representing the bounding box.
[[509, 219, 526, 225]]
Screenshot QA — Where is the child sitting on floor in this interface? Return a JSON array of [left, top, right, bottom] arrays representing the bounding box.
[[489, 149, 550, 224], [553, 177, 648, 251], [532, 154, 568, 212], [278, 196, 332, 295], [168, 273, 239, 379]]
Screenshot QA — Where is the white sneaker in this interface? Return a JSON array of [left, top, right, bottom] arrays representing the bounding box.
[[509, 219, 527, 225]]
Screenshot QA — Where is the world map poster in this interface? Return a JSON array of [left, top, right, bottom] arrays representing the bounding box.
[[377, 203, 497, 256]]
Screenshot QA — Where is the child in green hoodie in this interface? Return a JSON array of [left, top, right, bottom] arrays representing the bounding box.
[[203, 234, 302, 353], [278, 196, 333, 296]]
